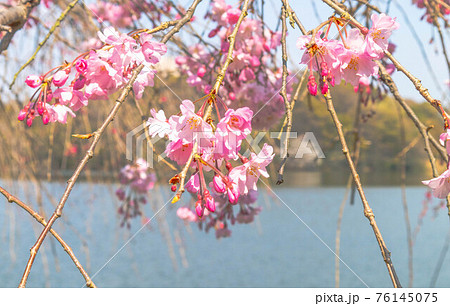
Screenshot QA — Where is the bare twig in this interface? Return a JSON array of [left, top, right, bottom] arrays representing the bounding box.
[[0, 0, 41, 54], [0, 185, 96, 288], [378, 62, 445, 176], [325, 92, 402, 288], [281, 0, 307, 34], [277, 3, 292, 185]]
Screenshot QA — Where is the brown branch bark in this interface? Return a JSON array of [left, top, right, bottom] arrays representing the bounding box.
[[277, 3, 292, 185], [378, 62, 446, 176], [325, 91, 402, 288], [0, 0, 41, 54]]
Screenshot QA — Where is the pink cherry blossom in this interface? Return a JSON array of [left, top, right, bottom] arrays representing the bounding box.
[[147, 109, 173, 138], [116, 159, 156, 227], [229, 143, 274, 194], [186, 173, 200, 194], [52, 70, 69, 87], [174, 100, 215, 145], [365, 13, 400, 58], [177, 207, 198, 222], [422, 170, 450, 199], [439, 129, 450, 155], [47, 104, 76, 124]]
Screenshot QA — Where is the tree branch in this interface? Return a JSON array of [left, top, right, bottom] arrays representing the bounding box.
[[325, 91, 402, 288], [0, 185, 96, 288], [0, 0, 41, 54]]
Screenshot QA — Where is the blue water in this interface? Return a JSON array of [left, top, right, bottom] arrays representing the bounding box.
[[1, 181, 449, 288]]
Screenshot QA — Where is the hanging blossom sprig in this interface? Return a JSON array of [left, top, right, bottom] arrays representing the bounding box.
[[18, 26, 167, 127], [88, 0, 173, 29], [115, 158, 156, 228], [147, 93, 273, 238], [296, 13, 399, 96], [175, 0, 291, 130]]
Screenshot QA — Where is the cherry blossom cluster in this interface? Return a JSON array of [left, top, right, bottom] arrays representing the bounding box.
[[412, 0, 450, 24], [18, 27, 166, 126], [422, 129, 450, 198], [147, 95, 274, 238], [297, 13, 399, 96], [177, 190, 261, 239], [89, 1, 172, 29], [175, 0, 288, 129], [116, 158, 156, 228]]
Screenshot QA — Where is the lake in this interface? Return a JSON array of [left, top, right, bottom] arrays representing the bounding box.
[[0, 181, 449, 288]]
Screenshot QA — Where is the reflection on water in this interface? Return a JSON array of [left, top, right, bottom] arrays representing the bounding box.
[[0, 181, 449, 288]]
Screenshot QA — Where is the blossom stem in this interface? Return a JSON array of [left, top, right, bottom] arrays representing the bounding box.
[[194, 154, 227, 181]]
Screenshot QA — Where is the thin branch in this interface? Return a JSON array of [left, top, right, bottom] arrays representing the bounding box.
[[378, 62, 445, 177], [17, 0, 202, 288], [0, 0, 41, 54], [0, 185, 96, 288], [394, 1, 447, 98], [281, 0, 307, 34], [325, 91, 402, 288], [277, 3, 292, 185], [384, 51, 450, 122], [10, 0, 80, 88]]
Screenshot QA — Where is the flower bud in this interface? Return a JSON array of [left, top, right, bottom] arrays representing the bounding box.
[[18, 109, 27, 121], [227, 187, 239, 204], [205, 196, 215, 212], [320, 62, 329, 77], [25, 75, 42, 88], [197, 66, 206, 78], [53, 70, 69, 87], [26, 115, 34, 127], [37, 103, 45, 116], [42, 110, 50, 125], [73, 77, 86, 90], [320, 82, 329, 95], [307, 75, 318, 96], [213, 175, 226, 193], [195, 201, 203, 217], [327, 74, 335, 87], [208, 26, 220, 38], [75, 59, 88, 74], [116, 188, 125, 201]]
